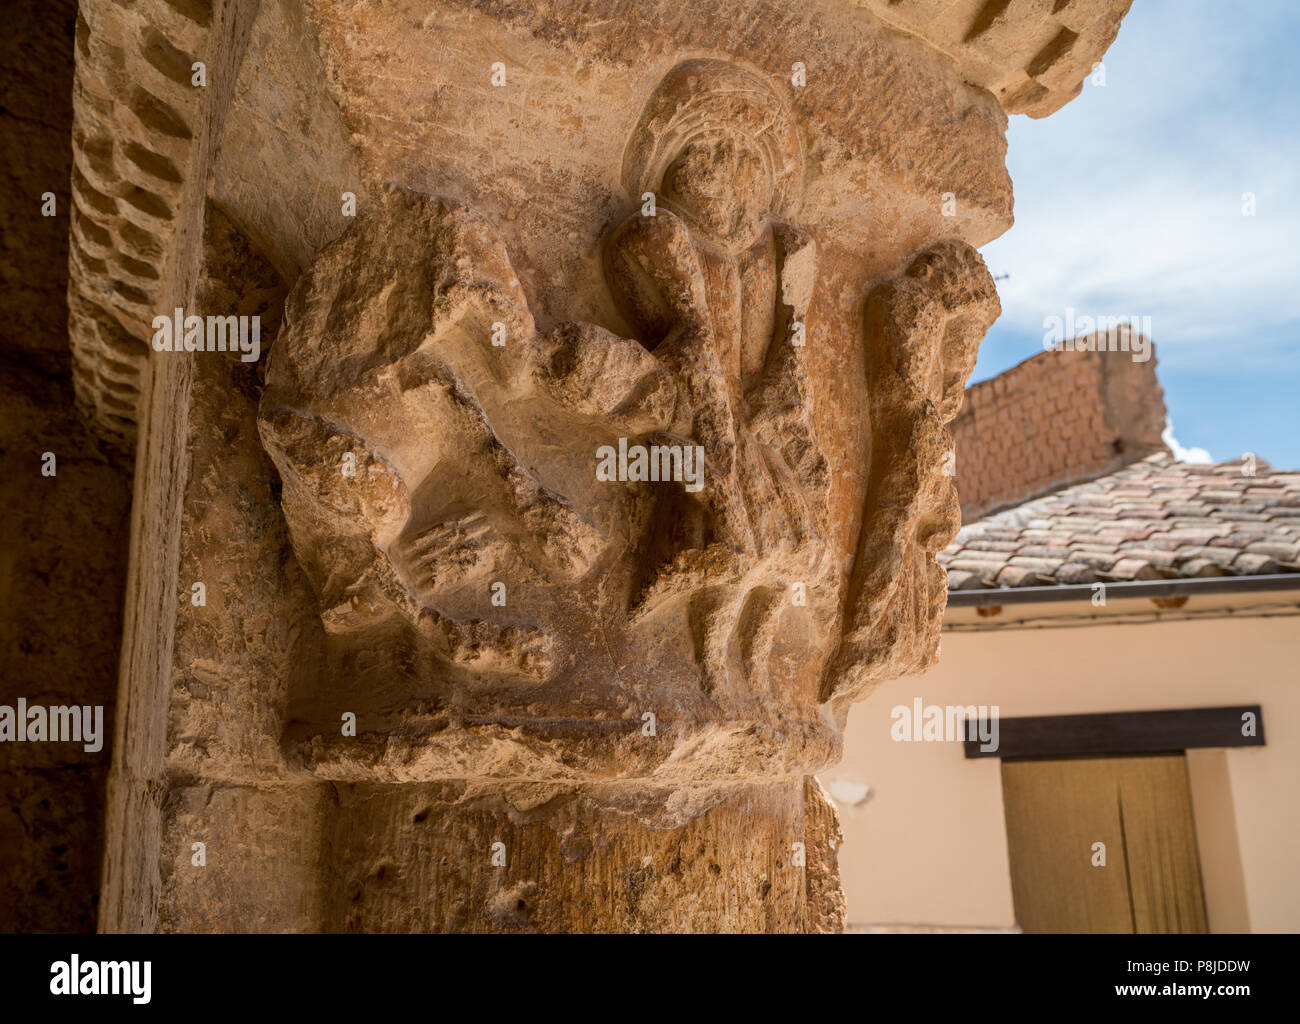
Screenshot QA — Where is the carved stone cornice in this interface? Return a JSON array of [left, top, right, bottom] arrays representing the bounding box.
[[65, 0, 1132, 450]]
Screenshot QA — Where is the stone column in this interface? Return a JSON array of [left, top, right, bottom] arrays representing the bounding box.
[[72, 0, 1132, 932]]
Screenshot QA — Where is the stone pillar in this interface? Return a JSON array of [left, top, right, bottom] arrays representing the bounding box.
[[72, 0, 1132, 932]]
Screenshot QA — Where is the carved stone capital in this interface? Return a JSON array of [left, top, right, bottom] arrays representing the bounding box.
[[86, 0, 1129, 932]]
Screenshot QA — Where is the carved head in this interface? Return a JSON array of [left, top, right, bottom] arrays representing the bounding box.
[[661, 132, 772, 248], [621, 59, 803, 252]]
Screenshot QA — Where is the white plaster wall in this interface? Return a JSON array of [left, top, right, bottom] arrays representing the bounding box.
[[825, 597, 1300, 932]]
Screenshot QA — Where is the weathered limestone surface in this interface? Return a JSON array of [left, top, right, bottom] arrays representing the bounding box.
[[73, 0, 1133, 931], [859, 0, 1134, 117]]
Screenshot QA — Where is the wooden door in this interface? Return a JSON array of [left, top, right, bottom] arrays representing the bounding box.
[[1001, 754, 1208, 933]]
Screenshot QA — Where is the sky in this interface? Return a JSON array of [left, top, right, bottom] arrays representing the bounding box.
[[975, 0, 1300, 468]]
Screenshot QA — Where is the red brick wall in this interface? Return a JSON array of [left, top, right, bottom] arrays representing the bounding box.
[[950, 334, 1168, 521]]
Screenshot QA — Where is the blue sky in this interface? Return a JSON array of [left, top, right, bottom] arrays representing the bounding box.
[[975, 0, 1300, 468]]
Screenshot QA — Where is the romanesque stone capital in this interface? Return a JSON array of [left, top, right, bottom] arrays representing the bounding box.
[[80, 0, 1132, 932]]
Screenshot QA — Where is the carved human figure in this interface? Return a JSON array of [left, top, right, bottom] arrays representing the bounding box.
[[607, 61, 827, 553], [604, 60, 834, 696]]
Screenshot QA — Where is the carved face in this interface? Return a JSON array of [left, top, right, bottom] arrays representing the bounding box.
[[662, 133, 772, 249]]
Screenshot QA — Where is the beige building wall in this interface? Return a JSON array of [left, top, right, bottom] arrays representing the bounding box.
[[824, 593, 1300, 932]]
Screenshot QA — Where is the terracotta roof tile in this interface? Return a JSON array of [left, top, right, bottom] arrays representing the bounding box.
[[944, 453, 1300, 591], [1247, 541, 1300, 560], [1018, 544, 1073, 557], [1107, 558, 1163, 581], [944, 569, 981, 591], [1069, 551, 1121, 570], [1178, 558, 1231, 578], [1141, 537, 1188, 552], [996, 566, 1042, 587], [1175, 547, 1238, 567], [1112, 548, 1180, 569], [964, 539, 1022, 553], [1053, 563, 1099, 584], [1233, 553, 1281, 574], [1008, 556, 1068, 573]]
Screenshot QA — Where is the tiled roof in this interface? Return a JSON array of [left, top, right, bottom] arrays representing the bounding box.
[[941, 453, 1300, 590]]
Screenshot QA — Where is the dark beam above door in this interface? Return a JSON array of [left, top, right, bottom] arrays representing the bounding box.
[[963, 705, 1265, 760]]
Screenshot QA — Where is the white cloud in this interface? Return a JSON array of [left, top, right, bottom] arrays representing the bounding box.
[[1162, 417, 1213, 464], [979, 1, 1300, 374]]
